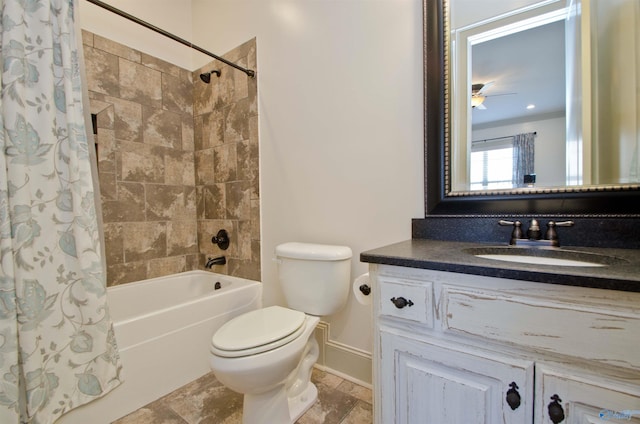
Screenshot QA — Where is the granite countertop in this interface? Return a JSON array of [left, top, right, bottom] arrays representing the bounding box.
[[360, 239, 640, 292]]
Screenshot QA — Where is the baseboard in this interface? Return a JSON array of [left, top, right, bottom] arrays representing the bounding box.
[[314, 321, 372, 386]]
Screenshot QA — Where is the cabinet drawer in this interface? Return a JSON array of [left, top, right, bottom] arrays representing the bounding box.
[[379, 277, 433, 327], [442, 286, 640, 370], [535, 364, 640, 424]]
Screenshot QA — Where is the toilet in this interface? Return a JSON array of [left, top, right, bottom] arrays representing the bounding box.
[[208, 242, 352, 424]]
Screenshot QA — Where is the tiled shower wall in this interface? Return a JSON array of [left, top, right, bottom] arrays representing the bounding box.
[[82, 31, 260, 285], [194, 39, 260, 281]]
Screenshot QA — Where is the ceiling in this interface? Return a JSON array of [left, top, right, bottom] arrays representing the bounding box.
[[470, 19, 566, 128]]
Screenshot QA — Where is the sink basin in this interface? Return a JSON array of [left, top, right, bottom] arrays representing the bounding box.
[[462, 246, 628, 268]]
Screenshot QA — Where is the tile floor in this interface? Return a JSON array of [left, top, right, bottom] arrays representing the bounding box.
[[112, 368, 372, 424]]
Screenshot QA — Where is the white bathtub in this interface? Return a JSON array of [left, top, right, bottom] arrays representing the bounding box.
[[59, 271, 262, 424]]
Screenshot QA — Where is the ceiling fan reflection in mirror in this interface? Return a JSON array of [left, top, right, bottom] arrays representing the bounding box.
[[471, 81, 515, 109]]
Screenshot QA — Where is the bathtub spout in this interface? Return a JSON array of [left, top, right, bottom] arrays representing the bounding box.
[[206, 256, 226, 268]]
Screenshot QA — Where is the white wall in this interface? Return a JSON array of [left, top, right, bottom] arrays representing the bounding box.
[[190, 0, 424, 354], [79, 0, 425, 357], [78, 0, 201, 68], [451, 0, 550, 28]]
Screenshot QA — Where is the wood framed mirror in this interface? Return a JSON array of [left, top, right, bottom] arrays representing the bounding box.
[[424, 0, 640, 216]]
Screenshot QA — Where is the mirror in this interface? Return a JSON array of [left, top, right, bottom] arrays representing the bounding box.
[[424, 0, 640, 215]]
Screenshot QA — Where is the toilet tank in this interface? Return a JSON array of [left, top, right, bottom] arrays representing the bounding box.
[[276, 242, 352, 316]]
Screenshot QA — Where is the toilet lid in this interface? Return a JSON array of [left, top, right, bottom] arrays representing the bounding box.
[[211, 306, 306, 357]]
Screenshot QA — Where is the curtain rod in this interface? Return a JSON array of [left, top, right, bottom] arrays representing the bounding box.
[[85, 0, 256, 78], [472, 131, 537, 144]]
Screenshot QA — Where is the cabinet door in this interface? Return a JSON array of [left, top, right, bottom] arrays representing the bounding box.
[[536, 365, 640, 424], [379, 329, 534, 424]]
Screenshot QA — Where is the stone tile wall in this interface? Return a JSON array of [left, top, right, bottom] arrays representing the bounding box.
[[194, 39, 260, 281], [82, 31, 260, 285]]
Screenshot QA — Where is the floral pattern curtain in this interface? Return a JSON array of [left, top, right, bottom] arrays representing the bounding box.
[[0, 0, 122, 423], [512, 132, 536, 187]]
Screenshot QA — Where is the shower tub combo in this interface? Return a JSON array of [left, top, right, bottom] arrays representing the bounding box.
[[58, 270, 262, 423]]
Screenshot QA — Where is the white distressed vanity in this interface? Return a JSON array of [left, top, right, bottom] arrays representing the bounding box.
[[394, 0, 640, 419], [363, 240, 640, 424]]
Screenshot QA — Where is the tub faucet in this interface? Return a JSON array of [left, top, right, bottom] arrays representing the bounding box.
[[206, 256, 226, 268]]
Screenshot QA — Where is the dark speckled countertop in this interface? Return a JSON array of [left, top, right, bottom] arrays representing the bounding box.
[[360, 239, 640, 292]]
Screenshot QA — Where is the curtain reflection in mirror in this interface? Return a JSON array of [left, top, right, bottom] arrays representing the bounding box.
[[513, 132, 536, 188]]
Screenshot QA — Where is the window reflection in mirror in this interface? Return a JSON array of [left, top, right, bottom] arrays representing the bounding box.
[[470, 142, 513, 190]]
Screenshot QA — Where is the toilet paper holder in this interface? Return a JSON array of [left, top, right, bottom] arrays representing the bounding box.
[[353, 273, 372, 306], [359, 284, 371, 296]]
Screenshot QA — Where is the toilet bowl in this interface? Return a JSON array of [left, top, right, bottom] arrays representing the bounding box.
[[209, 307, 320, 423], [208, 242, 352, 424]]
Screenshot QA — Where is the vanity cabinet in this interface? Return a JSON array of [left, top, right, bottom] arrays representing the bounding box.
[[380, 329, 534, 423], [371, 265, 640, 424]]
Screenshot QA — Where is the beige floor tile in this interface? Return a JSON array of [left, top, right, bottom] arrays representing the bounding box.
[[310, 368, 344, 389], [336, 380, 373, 404], [296, 378, 359, 424], [340, 401, 373, 424], [113, 405, 185, 424], [114, 370, 372, 424]]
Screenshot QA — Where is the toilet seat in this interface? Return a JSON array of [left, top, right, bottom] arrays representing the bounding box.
[[211, 306, 306, 358]]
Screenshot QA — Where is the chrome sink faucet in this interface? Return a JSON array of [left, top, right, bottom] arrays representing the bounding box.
[[499, 219, 574, 247]]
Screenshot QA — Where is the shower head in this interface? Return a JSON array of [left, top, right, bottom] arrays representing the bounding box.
[[199, 70, 221, 83]]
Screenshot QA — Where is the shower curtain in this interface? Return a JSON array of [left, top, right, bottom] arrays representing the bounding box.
[[513, 132, 536, 187], [0, 0, 122, 423]]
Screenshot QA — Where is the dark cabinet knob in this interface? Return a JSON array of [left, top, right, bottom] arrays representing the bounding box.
[[505, 382, 521, 410], [359, 284, 371, 296], [390, 297, 414, 309], [547, 394, 565, 423]]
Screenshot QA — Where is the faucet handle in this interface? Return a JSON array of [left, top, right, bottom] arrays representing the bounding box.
[[552, 220, 575, 227], [498, 220, 524, 244], [211, 229, 230, 250], [545, 220, 574, 244]]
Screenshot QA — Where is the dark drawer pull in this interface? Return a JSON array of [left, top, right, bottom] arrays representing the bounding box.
[[506, 382, 521, 410], [548, 394, 565, 423], [390, 297, 414, 309]]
